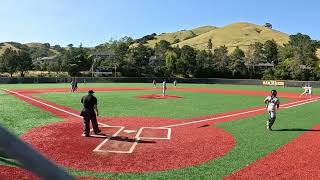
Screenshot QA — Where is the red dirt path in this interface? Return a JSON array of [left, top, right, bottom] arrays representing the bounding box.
[[225, 124, 320, 180], [0, 165, 109, 180], [137, 94, 183, 99]]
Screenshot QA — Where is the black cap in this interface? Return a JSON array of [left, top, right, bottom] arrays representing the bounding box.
[[88, 90, 95, 94]]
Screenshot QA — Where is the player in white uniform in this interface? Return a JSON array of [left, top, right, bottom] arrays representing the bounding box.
[[264, 90, 280, 131], [307, 84, 312, 98], [153, 80, 156, 88], [173, 80, 177, 88], [162, 80, 167, 96], [299, 83, 312, 98]]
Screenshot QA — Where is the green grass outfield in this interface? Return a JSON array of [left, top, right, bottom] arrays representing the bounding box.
[[1, 82, 319, 94], [0, 83, 319, 179], [35, 90, 266, 119]]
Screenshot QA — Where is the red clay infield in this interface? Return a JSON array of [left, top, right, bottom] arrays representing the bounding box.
[[136, 94, 183, 99], [21, 116, 235, 172], [0, 165, 109, 180]]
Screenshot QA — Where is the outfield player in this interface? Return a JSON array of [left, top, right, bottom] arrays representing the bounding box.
[[162, 80, 167, 96], [173, 80, 177, 88], [299, 83, 312, 98], [153, 79, 157, 88], [80, 90, 101, 137], [70, 79, 75, 92], [264, 90, 280, 131], [308, 85, 313, 98]]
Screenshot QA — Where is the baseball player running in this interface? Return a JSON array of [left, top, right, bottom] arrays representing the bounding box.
[[264, 90, 280, 131]]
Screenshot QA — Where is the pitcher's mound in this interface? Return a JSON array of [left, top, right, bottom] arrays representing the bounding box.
[[137, 94, 183, 99]]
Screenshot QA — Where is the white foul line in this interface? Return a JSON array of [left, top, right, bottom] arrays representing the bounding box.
[[283, 98, 319, 109], [163, 98, 319, 128], [2, 88, 107, 127]]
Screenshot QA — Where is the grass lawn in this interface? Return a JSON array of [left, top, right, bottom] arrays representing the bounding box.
[[35, 90, 266, 119]]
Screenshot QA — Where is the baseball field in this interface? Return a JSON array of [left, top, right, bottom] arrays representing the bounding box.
[[0, 83, 320, 180]]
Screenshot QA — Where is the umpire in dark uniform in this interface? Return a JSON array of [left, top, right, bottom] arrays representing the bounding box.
[[80, 90, 101, 137]]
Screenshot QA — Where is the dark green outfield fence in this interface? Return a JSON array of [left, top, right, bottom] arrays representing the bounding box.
[[0, 77, 319, 88]]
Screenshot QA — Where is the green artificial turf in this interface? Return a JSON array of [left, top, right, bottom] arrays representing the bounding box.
[[0, 84, 319, 180], [0, 90, 62, 166], [35, 90, 266, 119], [0, 82, 319, 95]]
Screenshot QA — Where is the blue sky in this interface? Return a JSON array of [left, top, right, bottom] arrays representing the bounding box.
[[0, 0, 319, 47]]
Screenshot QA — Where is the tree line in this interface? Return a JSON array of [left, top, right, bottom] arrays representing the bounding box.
[[0, 33, 319, 80]]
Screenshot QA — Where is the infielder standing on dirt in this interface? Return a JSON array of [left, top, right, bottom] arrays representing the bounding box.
[[162, 80, 167, 96], [264, 90, 280, 131]]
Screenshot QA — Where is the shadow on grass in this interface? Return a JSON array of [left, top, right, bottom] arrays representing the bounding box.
[[273, 128, 320, 132]]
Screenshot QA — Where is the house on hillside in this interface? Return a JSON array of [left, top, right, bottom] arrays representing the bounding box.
[[33, 56, 59, 66]]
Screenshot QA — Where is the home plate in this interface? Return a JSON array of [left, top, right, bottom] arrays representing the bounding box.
[[123, 130, 136, 133]]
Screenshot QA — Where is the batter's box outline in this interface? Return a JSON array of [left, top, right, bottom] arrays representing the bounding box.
[[93, 126, 129, 153], [136, 127, 172, 140], [93, 126, 171, 154]]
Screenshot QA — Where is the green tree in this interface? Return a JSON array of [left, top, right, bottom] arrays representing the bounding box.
[[1, 48, 18, 77], [288, 33, 318, 66], [124, 43, 154, 76], [245, 42, 265, 77], [229, 47, 247, 78], [264, 23, 272, 29], [176, 45, 196, 77], [62, 44, 92, 76], [165, 50, 178, 76], [196, 50, 211, 69], [193, 50, 214, 78], [264, 40, 278, 64], [213, 46, 230, 73], [47, 61, 62, 75], [17, 50, 32, 77], [155, 40, 171, 59]]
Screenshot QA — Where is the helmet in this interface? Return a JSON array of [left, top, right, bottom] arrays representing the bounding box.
[[271, 90, 277, 97]]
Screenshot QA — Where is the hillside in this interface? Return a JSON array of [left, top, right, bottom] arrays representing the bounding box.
[[25, 42, 61, 55], [144, 26, 217, 48], [0, 42, 20, 55], [0, 42, 62, 57], [175, 22, 290, 51]]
